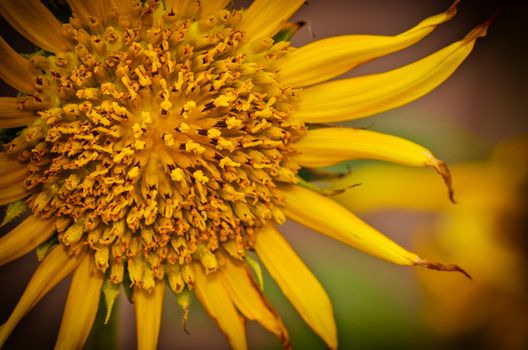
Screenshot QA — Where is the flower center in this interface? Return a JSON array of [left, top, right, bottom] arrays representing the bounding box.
[[6, 2, 306, 290]]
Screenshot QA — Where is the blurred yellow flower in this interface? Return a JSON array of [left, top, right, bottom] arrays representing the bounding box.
[[332, 138, 528, 349], [0, 0, 488, 349]]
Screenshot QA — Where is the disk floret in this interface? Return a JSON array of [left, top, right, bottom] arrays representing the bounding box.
[[6, 1, 306, 290]]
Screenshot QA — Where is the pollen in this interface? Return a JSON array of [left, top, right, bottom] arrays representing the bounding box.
[[7, 0, 305, 292]]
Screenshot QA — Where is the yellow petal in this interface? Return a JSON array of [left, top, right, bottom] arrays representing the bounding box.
[[219, 254, 289, 348], [0, 246, 83, 348], [166, 0, 199, 16], [0, 182, 30, 207], [254, 224, 337, 350], [0, 167, 26, 190], [282, 185, 421, 265], [281, 185, 471, 277], [333, 164, 450, 213], [279, 1, 460, 87], [295, 127, 445, 167], [293, 127, 454, 201], [331, 162, 487, 213], [200, 0, 231, 18], [239, 0, 305, 42], [67, 0, 109, 24], [0, 0, 70, 53], [0, 216, 56, 266], [293, 19, 490, 123], [0, 37, 35, 94], [110, 0, 133, 15], [0, 152, 22, 176], [194, 264, 247, 350], [134, 282, 165, 350], [0, 97, 35, 128], [55, 254, 104, 350]]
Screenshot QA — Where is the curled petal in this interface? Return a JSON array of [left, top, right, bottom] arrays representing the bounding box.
[[282, 185, 469, 277], [282, 185, 422, 265], [279, 1, 460, 87], [219, 254, 290, 348], [254, 224, 337, 350], [294, 127, 454, 201], [417, 259, 471, 279], [295, 127, 443, 167], [194, 264, 247, 350], [294, 19, 491, 123]]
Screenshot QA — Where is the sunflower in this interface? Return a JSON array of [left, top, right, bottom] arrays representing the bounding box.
[[330, 137, 528, 349], [0, 0, 489, 349]]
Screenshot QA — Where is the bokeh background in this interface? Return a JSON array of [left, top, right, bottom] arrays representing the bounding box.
[[1, 0, 527, 349]]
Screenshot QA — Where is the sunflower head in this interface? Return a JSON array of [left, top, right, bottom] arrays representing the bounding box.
[[5, 0, 306, 291]]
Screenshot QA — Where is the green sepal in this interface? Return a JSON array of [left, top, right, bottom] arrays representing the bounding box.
[[297, 168, 349, 182], [297, 177, 359, 196], [1, 200, 28, 227], [273, 21, 306, 42], [245, 255, 264, 291], [297, 159, 371, 182], [102, 279, 121, 324], [36, 235, 58, 261], [176, 288, 192, 334], [85, 291, 118, 350]]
